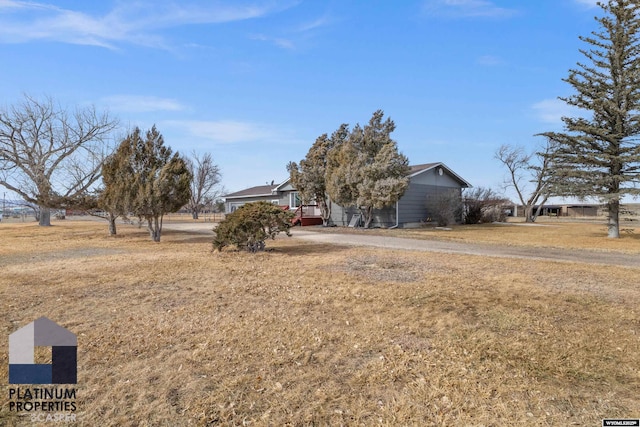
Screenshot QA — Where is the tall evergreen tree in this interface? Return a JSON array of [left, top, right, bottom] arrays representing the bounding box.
[[106, 126, 191, 242], [287, 133, 337, 226], [326, 111, 410, 228], [99, 140, 136, 235], [541, 0, 640, 238]]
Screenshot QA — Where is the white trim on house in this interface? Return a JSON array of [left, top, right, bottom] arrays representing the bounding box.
[[273, 178, 292, 192]]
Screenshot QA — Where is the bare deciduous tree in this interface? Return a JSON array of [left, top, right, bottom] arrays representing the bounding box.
[[0, 95, 118, 226], [186, 152, 222, 220], [495, 139, 557, 223]]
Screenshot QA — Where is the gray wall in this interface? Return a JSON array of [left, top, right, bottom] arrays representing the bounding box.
[[397, 183, 461, 225]]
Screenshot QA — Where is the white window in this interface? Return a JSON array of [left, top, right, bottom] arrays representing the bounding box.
[[289, 192, 301, 208], [271, 200, 280, 205], [229, 202, 244, 213]]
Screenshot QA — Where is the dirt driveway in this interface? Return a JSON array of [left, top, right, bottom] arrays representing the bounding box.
[[163, 222, 639, 269]]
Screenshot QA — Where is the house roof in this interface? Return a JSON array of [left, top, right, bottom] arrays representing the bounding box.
[[224, 184, 278, 199], [408, 162, 472, 188], [408, 163, 439, 174]]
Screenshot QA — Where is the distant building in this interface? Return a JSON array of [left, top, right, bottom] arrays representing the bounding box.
[[511, 204, 600, 218]]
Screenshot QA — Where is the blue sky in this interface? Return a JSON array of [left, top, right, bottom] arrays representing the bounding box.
[[0, 0, 603, 200]]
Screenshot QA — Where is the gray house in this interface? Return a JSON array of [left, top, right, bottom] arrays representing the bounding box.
[[223, 162, 471, 228]]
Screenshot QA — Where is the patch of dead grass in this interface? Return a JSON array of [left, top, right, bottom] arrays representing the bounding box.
[[312, 220, 640, 254], [0, 221, 638, 426]]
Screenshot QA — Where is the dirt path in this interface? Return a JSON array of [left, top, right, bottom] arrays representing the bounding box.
[[163, 222, 639, 268]]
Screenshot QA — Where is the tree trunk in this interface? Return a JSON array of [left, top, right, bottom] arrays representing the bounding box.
[[39, 206, 51, 226], [108, 212, 117, 236], [192, 209, 199, 220], [607, 199, 620, 238], [148, 216, 162, 242], [524, 205, 534, 223], [363, 207, 373, 228], [320, 199, 332, 226]]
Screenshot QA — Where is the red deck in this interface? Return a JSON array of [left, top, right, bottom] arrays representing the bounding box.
[[289, 204, 324, 226], [293, 216, 323, 226]]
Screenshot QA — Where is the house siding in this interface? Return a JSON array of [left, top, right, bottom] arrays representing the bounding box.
[[424, 186, 462, 223], [397, 183, 461, 225]]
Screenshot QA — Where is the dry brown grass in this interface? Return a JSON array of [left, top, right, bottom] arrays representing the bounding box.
[[314, 219, 640, 254], [1, 221, 639, 426]]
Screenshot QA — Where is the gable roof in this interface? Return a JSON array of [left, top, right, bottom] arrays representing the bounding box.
[[408, 163, 439, 175], [224, 184, 278, 199], [409, 162, 472, 188]]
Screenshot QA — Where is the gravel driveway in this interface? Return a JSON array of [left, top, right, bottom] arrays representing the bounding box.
[[163, 222, 639, 268]]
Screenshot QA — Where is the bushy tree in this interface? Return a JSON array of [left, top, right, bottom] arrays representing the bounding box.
[[540, 0, 640, 238], [463, 187, 509, 224], [105, 126, 191, 242], [326, 111, 410, 228], [213, 201, 293, 252], [0, 95, 117, 226], [287, 133, 337, 226], [99, 141, 137, 235]]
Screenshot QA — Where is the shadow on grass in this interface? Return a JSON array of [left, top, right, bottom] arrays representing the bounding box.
[[160, 229, 213, 244]]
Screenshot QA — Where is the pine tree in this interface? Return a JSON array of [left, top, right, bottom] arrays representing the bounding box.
[[104, 126, 191, 242], [541, 0, 640, 238], [99, 139, 136, 235], [287, 132, 339, 226], [326, 111, 410, 228]]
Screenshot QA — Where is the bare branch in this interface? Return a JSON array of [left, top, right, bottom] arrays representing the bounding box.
[[0, 95, 118, 225]]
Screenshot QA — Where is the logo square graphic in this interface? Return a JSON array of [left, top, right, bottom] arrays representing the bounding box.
[[9, 317, 77, 384]]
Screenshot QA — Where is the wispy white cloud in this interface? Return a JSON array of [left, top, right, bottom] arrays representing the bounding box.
[[477, 55, 505, 66], [102, 95, 186, 113], [249, 33, 295, 50], [423, 0, 518, 18], [0, 1, 291, 49], [532, 98, 582, 124], [296, 15, 331, 32], [249, 13, 332, 50], [166, 119, 285, 144]]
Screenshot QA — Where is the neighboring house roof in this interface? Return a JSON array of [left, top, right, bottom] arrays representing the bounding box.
[[224, 184, 279, 199]]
